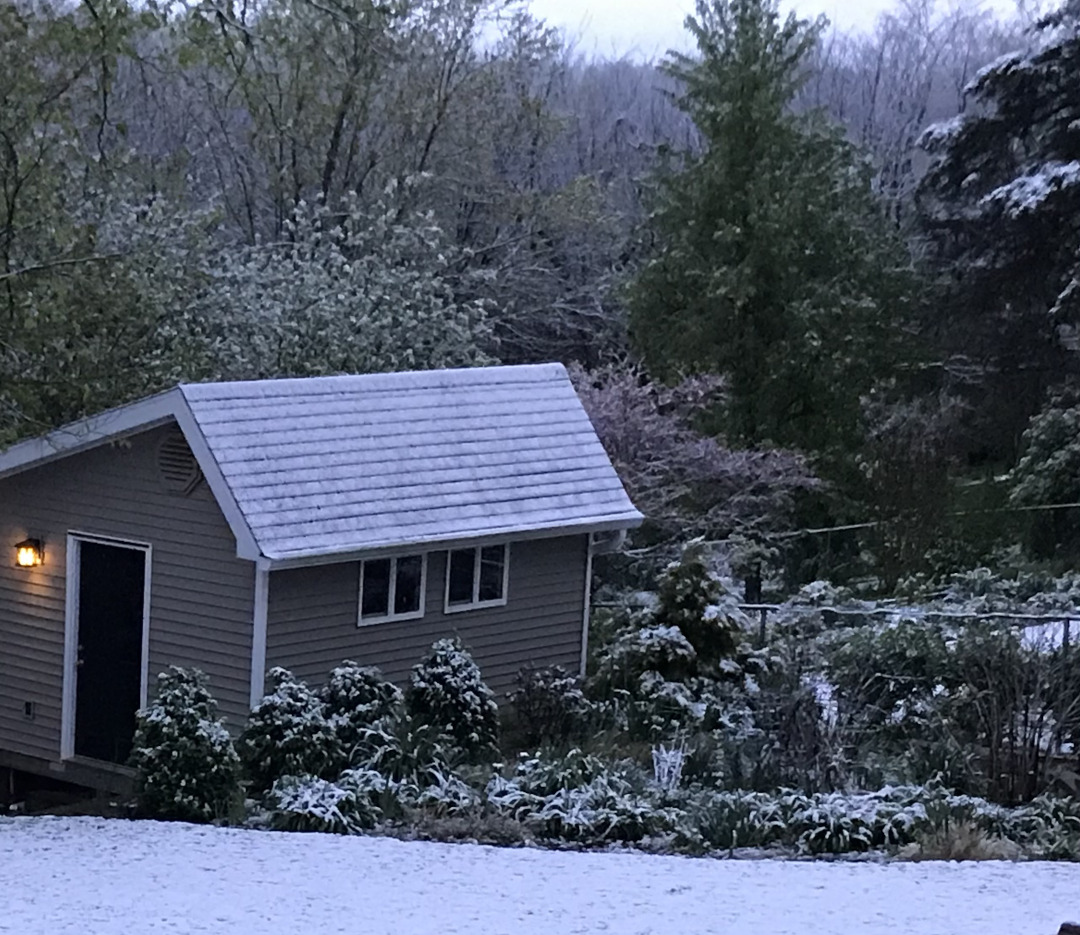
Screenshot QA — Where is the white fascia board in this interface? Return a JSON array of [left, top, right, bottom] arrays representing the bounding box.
[[263, 512, 644, 570], [173, 395, 263, 561], [0, 387, 265, 563], [0, 391, 179, 480]]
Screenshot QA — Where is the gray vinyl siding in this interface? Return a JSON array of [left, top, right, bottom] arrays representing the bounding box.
[[265, 535, 588, 697], [0, 423, 255, 762]]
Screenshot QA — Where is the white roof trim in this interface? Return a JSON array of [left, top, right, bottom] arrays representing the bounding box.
[[0, 391, 179, 480], [262, 515, 641, 570], [0, 365, 643, 564], [0, 389, 262, 561]]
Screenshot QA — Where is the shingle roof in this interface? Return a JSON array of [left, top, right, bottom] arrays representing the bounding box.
[[0, 364, 641, 562], [175, 364, 639, 560]]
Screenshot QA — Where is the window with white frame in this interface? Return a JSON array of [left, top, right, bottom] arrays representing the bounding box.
[[445, 544, 509, 612], [359, 554, 426, 624]]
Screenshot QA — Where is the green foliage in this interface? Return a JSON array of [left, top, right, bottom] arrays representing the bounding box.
[[628, 0, 914, 455], [1010, 396, 1080, 507], [129, 667, 241, 823], [265, 774, 381, 834], [487, 751, 673, 844], [200, 190, 495, 382], [917, 1, 1080, 461], [407, 639, 499, 759], [508, 665, 591, 747], [654, 542, 741, 666], [320, 661, 404, 760], [822, 614, 1080, 801], [238, 668, 344, 796]]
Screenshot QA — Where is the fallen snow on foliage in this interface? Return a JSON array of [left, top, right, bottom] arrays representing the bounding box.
[[981, 161, 1080, 217], [3, 817, 1080, 934]]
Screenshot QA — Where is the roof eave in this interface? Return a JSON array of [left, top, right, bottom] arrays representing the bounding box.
[[0, 388, 263, 563], [262, 511, 644, 570], [0, 390, 182, 481]]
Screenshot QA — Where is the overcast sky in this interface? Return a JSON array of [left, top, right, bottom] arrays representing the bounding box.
[[527, 0, 1018, 58]]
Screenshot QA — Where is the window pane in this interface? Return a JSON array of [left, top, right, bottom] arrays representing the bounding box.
[[361, 559, 391, 618], [447, 549, 475, 604], [478, 545, 505, 602], [394, 555, 423, 614]]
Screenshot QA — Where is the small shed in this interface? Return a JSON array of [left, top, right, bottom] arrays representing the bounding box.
[[0, 363, 641, 789]]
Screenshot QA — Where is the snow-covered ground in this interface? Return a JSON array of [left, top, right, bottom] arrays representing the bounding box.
[[2, 816, 1078, 934]]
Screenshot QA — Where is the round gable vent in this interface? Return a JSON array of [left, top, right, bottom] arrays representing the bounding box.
[[158, 430, 203, 495]]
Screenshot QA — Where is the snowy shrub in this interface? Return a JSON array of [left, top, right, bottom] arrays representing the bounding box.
[[129, 667, 241, 823], [320, 661, 403, 760], [351, 712, 455, 802], [408, 639, 499, 759], [528, 773, 667, 844], [238, 668, 344, 795], [509, 665, 591, 746], [416, 768, 482, 818], [692, 789, 788, 850], [1009, 394, 1080, 514], [783, 791, 877, 854], [265, 774, 378, 834], [654, 542, 742, 668], [592, 624, 697, 693], [487, 750, 674, 845]]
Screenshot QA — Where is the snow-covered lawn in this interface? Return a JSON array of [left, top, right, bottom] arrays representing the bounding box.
[[2, 817, 1078, 934]]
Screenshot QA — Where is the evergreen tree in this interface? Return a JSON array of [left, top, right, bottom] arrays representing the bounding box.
[[917, 0, 1080, 461], [627, 0, 914, 456]]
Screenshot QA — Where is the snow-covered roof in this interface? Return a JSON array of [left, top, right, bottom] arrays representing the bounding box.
[[0, 364, 642, 563]]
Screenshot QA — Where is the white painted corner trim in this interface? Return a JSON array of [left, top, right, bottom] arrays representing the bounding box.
[[61, 532, 153, 761], [249, 560, 271, 708], [580, 538, 594, 678]]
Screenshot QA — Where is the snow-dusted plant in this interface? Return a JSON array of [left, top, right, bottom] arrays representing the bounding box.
[[265, 774, 378, 834], [408, 639, 499, 759], [238, 668, 344, 795], [416, 768, 482, 818], [651, 743, 686, 792], [691, 789, 788, 850], [351, 712, 456, 811], [593, 624, 697, 692], [202, 189, 494, 382], [487, 750, 673, 845], [568, 363, 815, 540], [509, 665, 591, 746], [654, 542, 742, 668], [129, 667, 241, 823], [320, 661, 404, 761]]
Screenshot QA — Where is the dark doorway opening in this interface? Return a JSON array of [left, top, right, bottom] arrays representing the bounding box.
[[74, 540, 146, 763]]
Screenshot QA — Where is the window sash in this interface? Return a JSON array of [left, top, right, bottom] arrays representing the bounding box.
[[445, 544, 508, 612], [359, 554, 426, 625]]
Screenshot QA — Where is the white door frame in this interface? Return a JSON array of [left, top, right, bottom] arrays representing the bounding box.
[[61, 531, 153, 760]]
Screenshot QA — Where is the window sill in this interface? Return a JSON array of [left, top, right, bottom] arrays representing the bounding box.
[[444, 597, 508, 615], [357, 609, 425, 627]]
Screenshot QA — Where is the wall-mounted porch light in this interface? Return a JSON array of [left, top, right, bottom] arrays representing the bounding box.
[[15, 538, 43, 567]]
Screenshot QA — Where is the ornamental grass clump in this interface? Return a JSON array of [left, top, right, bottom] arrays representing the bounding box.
[[129, 666, 241, 823]]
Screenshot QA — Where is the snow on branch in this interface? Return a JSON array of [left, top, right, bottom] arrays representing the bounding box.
[[570, 363, 817, 540]]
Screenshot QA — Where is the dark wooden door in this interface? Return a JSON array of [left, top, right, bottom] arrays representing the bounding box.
[[74, 541, 146, 763]]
